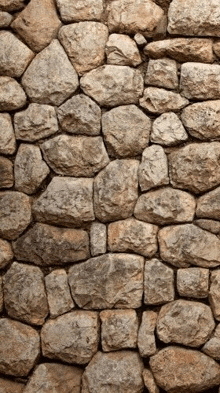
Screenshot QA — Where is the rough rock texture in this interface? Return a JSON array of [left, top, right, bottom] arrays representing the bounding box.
[[202, 324, 220, 361], [196, 186, 220, 220], [151, 112, 188, 146], [195, 219, 220, 235], [106, 34, 142, 66], [0, 113, 16, 155], [209, 270, 220, 321], [143, 369, 159, 393], [177, 268, 209, 298], [145, 58, 178, 90], [0, 77, 26, 111], [0, 238, 13, 269], [0, 157, 13, 188], [0, 378, 25, 393], [0, 0, 24, 11], [134, 33, 147, 46], [0, 277, 3, 313], [56, 0, 104, 22], [90, 221, 106, 256], [45, 270, 74, 318], [137, 311, 157, 357], [139, 87, 189, 114], [214, 41, 220, 58], [144, 258, 174, 305], [0, 11, 12, 27]]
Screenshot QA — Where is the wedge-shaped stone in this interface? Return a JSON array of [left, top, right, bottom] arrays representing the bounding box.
[[196, 186, 220, 221], [0, 238, 13, 269], [195, 219, 220, 234], [0, 157, 13, 188], [68, 253, 144, 309], [90, 222, 106, 257], [56, 0, 103, 22], [0, 77, 26, 112], [45, 270, 74, 318], [143, 369, 159, 393], [0, 113, 16, 155], [203, 324, 220, 360], [138, 311, 157, 357], [144, 258, 174, 305], [209, 270, 220, 321], [0, 11, 12, 27], [0, 0, 24, 11], [106, 34, 142, 66], [0, 378, 25, 393], [145, 58, 178, 90], [151, 112, 188, 146], [139, 87, 189, 114], [177, 268, 209, 299]]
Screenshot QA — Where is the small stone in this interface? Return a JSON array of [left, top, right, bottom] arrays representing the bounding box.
[[0, 378, 25, 393], [138, 311, 157, 357], [0, 113, 16, 155], [3, 261, 48, 326], [0, 0, 24, 11], [0, 157, 13, 189], [41, 135, 109, 177], [90, 222, 106, 257], [106, 34, 142, 66], [143, 369, 159, 393], [94, 159, 139, 222], [100, 309, 138, 351], [56, 0, 103, 22], [196, 186, 220, 221], [151, 112, 188, 146], [102, 105, 151, 158], [0, 277, 3, 313], [41, 311, 99, 364], [22, 40, 79, 106], [138, 145, 169, 192], [177, 268, 209, 298], [68, 253, 144, 309], [0, 238, 13, 269], [0, 318, 40, 377], [202, 324, 220, 360], [145, 58, 178, 90], [80, 65, 143, 107], [209, 270, 220, 321], [108, 217, 158, 258], [134, 33, 147, 46], [139, 87, 189, 114], [0, 77, 26, 112], [45, 269, 74, 318], [0, 11, 12, 27], [11, 0, 61, 52], [195, 219, 220, 234], [144, 258, 174, 305]]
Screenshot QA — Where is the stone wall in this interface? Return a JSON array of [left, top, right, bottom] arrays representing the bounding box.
[[1, 0, 220, 392]]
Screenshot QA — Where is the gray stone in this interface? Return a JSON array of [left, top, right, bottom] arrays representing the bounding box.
[[0, 77, 26, 112], [209, 270, 220, 321], [138, 311, 157, 357], [177, 268, 209, 298], [0, 239, 13, 269], [45, 269, 74, 318], [90, 221, 106, 257], [145, 58, 178, 90], [56, 0, 103, 22], [139, 87, 189, 114], [0, 11, 12, 27], [195, 219, 220, 235], [0, 277, 3, 313], [202, 324, 220, 360], [0, 157, 13, 189], [143, 369, 159, 393], [144, 258, 174, 305], [106, 34, 142, 66], [0, 0, 24, 11], [0, 378, 25, 393], [196, 186, 220, 220], [0, 113, 16, 155], [151, 112, 188, 146]]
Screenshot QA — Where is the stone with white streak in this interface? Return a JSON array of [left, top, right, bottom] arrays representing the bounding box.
[[0, 113, 16, 155], [56, 0, 104, 22], [0, 77, 26, 112], [90, 222, 106, 257], [139, 87, 189, 114], [45, 269, 74, 318], [138, 311, 157, 357], [145, 58, 178, 90], [209, 270, 220, 321], [151, 112, 188, 146], [177, 268, 209, 298], [106, 34, 142, 66], [144, 258, 174, 305]]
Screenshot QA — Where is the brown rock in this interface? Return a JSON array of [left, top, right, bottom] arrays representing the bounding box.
[[139, 87, 189, 114], [177, 268, 209, 298], [209, 270, 220, 321], [138, 311, 157, 357], [151, 112, 188, 146], [143, 369, 159, 393], [0, 0, 24, 11], [0, 77, 26, 112], [0, 378, 25, 393], [106, 34, 142, 67], [202, 324, 220, 361], [0, 239, 13, 269], [196, 186, 220, 220], [145, 58, 178, 90], [0, 11, 12, 27], [0, 276, 3, 313], [45, 269, 74, 318], [0, 157, 13, 189], [56, 0, 103, 22], [144, 258, 174, 305], [90, 222, 106, 257], [213, 41, 220, 58], [195, 219, 220, 235], [0, 113, 16, 155]]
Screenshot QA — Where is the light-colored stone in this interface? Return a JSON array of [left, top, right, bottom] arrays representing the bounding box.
[[0, 277, 3, 313], [214, 41, 220, 58], [0, 157, 13, 189], [144, 258, 174, 305], [209, 270, 220, 321], [0, 11, 12, 27], [90, 222, 106, 257], [68, 253, 144, 309], [138, 311, 157, 357], [142, 369, 159, 393], [56, 0, 103, 22], [139, 87, 189, 114], [41, 311, 99, 364], [135, 33, 147, 47], [0, 0, 24, 11], [196, 186, 220, 220], [106, 34, 142, 66], [151, 112, 188, 146], [0, 378, 25, 393], [195, 219, 220, 235], [0, 113, 16, 155], [145, 58, 178, 90], [202, 324, 220, 360], [0, 239, 13, 269], [94, 159, 138, 222], [45, 270, 74, 318], [80, 65, 143, 107], [0, 77, 26, 112], [22, 40, 79, 106], [177, 268, 209, 298]]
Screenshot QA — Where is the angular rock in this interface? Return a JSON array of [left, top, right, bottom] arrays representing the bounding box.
[[3, 261, 48, 326], [94, 159, 139, 222], [144, 258, 174, 305], [151, 112, 188, 146], [0, 378, 25, 393], [68, 253, 144, 309], [56, 0, 103, 22], [209, 270, 220, 321], [195, 219, 220, 234], [0, 77, 26, 112], [202, 324, 220, 360], [45, 270, 74, 318], [41, 135, 109, 177], [90, 221, 106, 257], [145, 58, 178, 90], [80, 65, 143, 107], [101, 105, 151, 158], [196, 186, 220, 220], [13, 223, 90, 266], [106, 34, 142, 66], [159, 224, 220, 268], [0, 238, 13, 269], [11, 0, 61, 52], [33, 177, 94, 227], [0, 318, 40, 377], [139, 87, 189, 114], [0, 11, 12, 27], [0, 276, 3, 313], [143, 369, 159, 393], [138, 311, 157, 357], [22, 40, 79, 106], [41, 311, 99, 364], [0, 113, 16, 155], [108, 217, 158, 257], [134, 33, 147, 46], [100, 309, 138, 351], [0, 0, 24, 11], [0, 157, 13, 189], [177, 268, 209, 299]]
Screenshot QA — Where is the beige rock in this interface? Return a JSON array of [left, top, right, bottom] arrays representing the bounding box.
[[196, 186, 220, 220], [213, 41, 220, 58], [41, 311, 99, 364], [90, 222, 106, 257], [139, 87, 189, 114], [195, 219, 220, 234], [33, 177, 94, 227], [209, 270, 220, 321], [151, 112, 188, 146], [202, 324, 220, 360], [0, 239, 13, 269], [45, 270, 74, 318], [144, 258, 174, 305], [0, 11, 12, 27], [177, 268, 209, 298], [102, 105, 151, 158], [0, 77, 26, 112], [0, 0, 24, 11], [145, 58, 178, 90], [134, 33, 147, 46], [56, 0, 103, 22], [68, 253, 144, 309], [100, 309, 138, 351], [3, 261, 48, 326], [0, 276, 3, 313], [0, 378, 25, 393], [94, 159, 138, 222], [80, 65, 143, 107], [11, 0, 61, 52], [143, 369, 159, 393], [138, 311, 157, 357], [106, 34, 142, 66], [159, 224, 220, 268], [0, 157, 13, 189], [0, 113, 16, 155], [0, 318, 40, 377], [108, 217, 158, 258], [22, 40, 79, 106]]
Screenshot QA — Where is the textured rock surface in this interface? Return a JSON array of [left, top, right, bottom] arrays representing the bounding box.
[[0, 11, 12, 27], [56, 0, 104, 22], [177, 268, 209, 298], [0, 157, 13, 188], [0, 238, 13, 269], [90, 221, 106, 257], [196, 186, 220, 220], [0, 0, 24, 11], [151, 112, 188, 146], [138, 311, 157, 357], [0, 113, 16, 155], [195, 219, 220, 235], [144, 258, 174, 305], [202, 324, 220, 360], [0, 277, 3, 313], [143, 369, 159, 393], [106, 34, 141, 66], [45, 270, 74, 318], [0, 378, 25, 393], [139, 87, 189, 114], [209, 270, 220, 321], [145, 58, 178, 90], [0, 77, 26, 111]]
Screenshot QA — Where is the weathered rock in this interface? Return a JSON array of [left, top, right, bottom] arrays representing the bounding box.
[[0, 277, 3, 313], [143, 369, 159, 393], [0, 113, 16, 155], [0, 318, 40, 377], [150, 346, 220, 393], [102, 105, 151, 158], [151, 112, 188, 146], [45, 270, 74, 318], [202, 324, 220, 360], [11, 0, 61, 52], [195, 219, 220, 234], [139, 87, 189, 114], [108, 217, 158, 257], [196, 186, 220, 220], [144, 258, 174, 305], [0, 192, 32, 240], [177, 268, 209, 298], [22, 40, 79, 106], [0, 238, 13, 269], [138, 145, 169, 192], [41, 311, 99, 364], [145, 58, 178, 90], [0, 378, 25, 393], [209, 270, 220, 321], [13, 223, 90, 266], [159, 224, 220, 268], [106, 34, 142, 66], [59, 22, 108, 75], [0, 157, 13, 189], [100, 309, 138, 351], [82, 351, 144, 393], [94, 159, 139, 222], [41, 135, 109, 177], [57, 94, 101, 136], [90, 221, 106, 257], [134, 33, 147, 46], [68, 253, 144, 309], [0, 77, 26, 112], [3, 261, 48, 325], [14, 144, 50, 194], [80, 65, 143, 107], [0, 11, 12, 27], [213, 41, 220, 58], [32, 177, 94, 227], [0, 0, 24, 11], [56, 0, 103, 22], [138, 311, 157, 357]]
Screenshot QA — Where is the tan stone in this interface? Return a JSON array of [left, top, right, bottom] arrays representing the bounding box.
[[0, 157, 13, 189], [138, 311, 157, 357], [0, 0, 24, 11], [56, 0, 103, 22], [0, 378, 25, 393], [0, 276, 3, 313], [144, 258, 174, 305], [106, 34, 142, 66], [134, 33, 147, 47], [0, 11, 12, 27], [0, 113, 16, 155], [209, 270, 220, 321], [142, 369, 159, 393], [196, 186, 220, 220], [145, 58, 178, 90], [195, 219, 220, 235], [0, 239, 13, 269], [90, 222, 106, 257], [213, 41, 220, 58], [202, 324, 220, 360], [0, 77, 26, 112], [45, 270, 74, 319], [177, 268, 209, 298], [140, 87, 189, 114], [151, 112, 188, 146]]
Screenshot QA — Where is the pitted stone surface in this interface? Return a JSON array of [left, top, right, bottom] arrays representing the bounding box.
[[177, 268, 209, 298], [56, 0, 104, 22], [106, 34, 142, 67], [144, 258, 174, 305], [139, 87, 189, 114], [45, 269, 74, 318], [90, 222, 106, 257], [138, 311, 157, 357], [0, 113, 16, 155], [145, 58, 178, 90], [0, 77, 26, 112], [151, 112, 188, 146]]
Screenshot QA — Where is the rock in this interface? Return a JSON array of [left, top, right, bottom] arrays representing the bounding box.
[[108, 217, 158, 258], [80, 65, 143, 107], [134, 33, 147, 46], [0, 77, 26, 112], [202, 324, 220, 360], [169, 142, 220, 194], [106, 34, 142, 66], [32, 177, 94, 227], [45, 269, 74, 318], [68, 253, 144, 309], [41, 311, 99, 364], [0, 378, 25, 393], [150, 346, 220, 393], [151, 112, 188, 146], [0, 239, 13, 269], [0, 191, 32, 240], [0, 113, 16, 155], [195, 219, 220, 234], [0, 277, 3, 313], [101, 105, 151, 158], [41, 135, 109, 177], [57, 94, 101, 136], [142, 369, 159, 393], [158, 224, 220, 268], [138, 145, 169, 192], [59, 22, 108, 76], [82, 351, 144, 393], [14, 144, 50, 195], [94, 159, 139, 222], [22, 40, 79, 106], [13, 223, 90, 266], [209, 270, 220, 321], [0, 157, 13, 189], [90, 222, 106, 257], [139, 87, 189, 114], [0, 11, 12, 27], [0, 318, 40, 377], [177, 268, 209, 298], [0, 0, 24, 11], [56, 0, 103, 22], [11, 0, 61, 52], [100, 309, 138, 351], [196, 187, 220, 220], [137, 311, 157, 357], [144, 258, 174, 305], [134, 187, 196, 225], [213, 41, 220, 58], [3, 261, 48, 325], [145, 58, 178, 90]]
